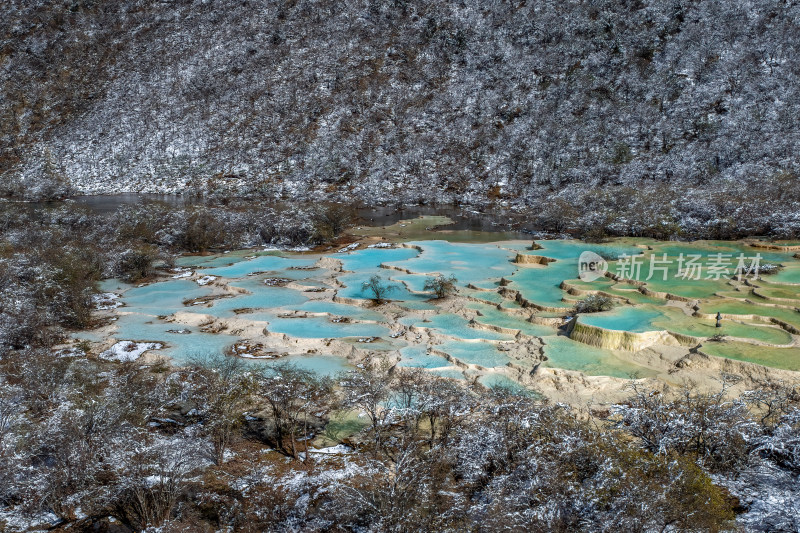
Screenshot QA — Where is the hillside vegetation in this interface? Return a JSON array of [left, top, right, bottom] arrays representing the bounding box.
[[2, 0, 800, 236]]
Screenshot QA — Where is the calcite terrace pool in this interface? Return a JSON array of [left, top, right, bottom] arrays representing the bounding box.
[[76, 218, 800, 403]]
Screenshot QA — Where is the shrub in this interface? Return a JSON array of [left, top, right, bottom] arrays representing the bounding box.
[[312, 204, 356, 243], [361, 275, 397, 303], [180, 209, 226, 253], [581, 227, 611, 243], [45, 247, 104, 329], [423, 274, 458, 299], [574, 294, 614, 313], [116, 245, 159, 283], [758, 263, 782, 276]]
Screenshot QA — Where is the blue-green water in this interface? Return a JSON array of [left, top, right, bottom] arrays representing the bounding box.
[[201, 255, 316, 278], [108, 312, 239, 362], [437, 340, 512, 368], [89, 236, 800, 380], [397, 300, 438, 311], [768, 264, 800, 284], [508, 240, 642, 308], [413, 313, 514, 341], [122, 280, 212, 312], [262, 354, 351, 377], [204, 280, 308, 316], [541, 336, 656, 378], [579, 306, 664, 333], [397, 346, 452, 369], [384, 241, 516, 289], [263, 315, 389, 339], [176, 252, 250, 268], [98, 278, 135, 293], [478, 373, 531, 393], [467, 302, 556, 337], [337, 272, 430, 302], [338, 247, 420, 272], [429, 368, 467, 380], [291, 301, 385, 321], [462, 288, 506, 304]]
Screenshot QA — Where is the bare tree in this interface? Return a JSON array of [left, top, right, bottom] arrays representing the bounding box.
[[611, 380, 760, 473], [179, 355, 253, 465], [312, 204, 357, 242], [361, 275, 397, 304], [423, 274, 458, 299], [256, 364, 335, 462], [114, 442, 193, 531], [341, 363, 393, 455], [742, 380, 800, 427]]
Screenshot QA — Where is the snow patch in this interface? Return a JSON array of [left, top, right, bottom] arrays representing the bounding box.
[[92, 292, 122, 310], [338, 242, 360, 253], [309, 444, 353, 455], [100, 341, 163, 362]]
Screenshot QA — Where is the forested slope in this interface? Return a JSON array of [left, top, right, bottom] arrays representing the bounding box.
[[2, 0, 800, 235]]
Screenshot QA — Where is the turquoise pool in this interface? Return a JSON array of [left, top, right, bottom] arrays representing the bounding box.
[[412, 313, 514, 340], [397, 346, 452, 369], [437, 340, 512, 368], [541, 336, 657, 378], [578, 306, 664, 333]]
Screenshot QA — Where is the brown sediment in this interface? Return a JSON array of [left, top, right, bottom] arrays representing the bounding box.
[[465, 283, 498, 291], [692, 310, 800, 335], [751, 287, 800, 305], [749, 242, 800, 252], [497, 286, 573, 313], [468, 319, 521, 337], [569, 321, 681, 351], [513, 253, 557, 265], [559, 280, 635, 304]]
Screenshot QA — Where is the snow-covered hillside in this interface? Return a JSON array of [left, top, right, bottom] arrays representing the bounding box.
[[2, 0, 799, 212]]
